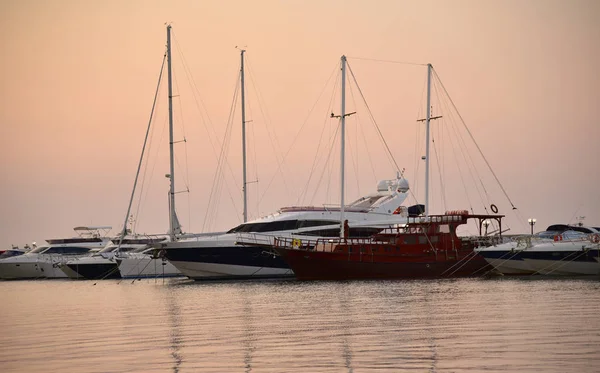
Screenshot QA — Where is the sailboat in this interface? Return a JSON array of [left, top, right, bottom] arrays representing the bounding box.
[[269, 57, 504, 280], [161, 53, 415, 280], [61, 25, 187, 280]]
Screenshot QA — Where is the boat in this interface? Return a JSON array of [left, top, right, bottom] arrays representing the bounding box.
[[61, 236, 169, 279], [116, 244, 182, 279], [162, 49, 426, 280], [261, 57, 512, 280], [71, 25, 189, 281], [476, 225, 600, 276], [162, 176, 414, 280], [262, 211, 502, 280], [0, 226, 111, 280], [0, 245, 31, 260]]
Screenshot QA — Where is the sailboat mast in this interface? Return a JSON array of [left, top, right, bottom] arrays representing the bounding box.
[[424, 63, 432, 216], [166, 25, 177, 240], [240, 49, 248, 223], [339, 55, 347, 238]]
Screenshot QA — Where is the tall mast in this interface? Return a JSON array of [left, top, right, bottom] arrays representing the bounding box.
[[339, 56, 347, 238], [424, 63, 432, 216], [240, 49, 248, 223], [166, 25, 177, 240]]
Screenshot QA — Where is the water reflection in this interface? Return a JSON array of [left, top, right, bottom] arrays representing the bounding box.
[[1, 278, 599, 372], [237, 287, 255, 373], [165, 289, 183, 373]]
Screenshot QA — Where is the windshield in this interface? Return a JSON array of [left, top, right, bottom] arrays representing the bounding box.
[[28, 246, 49, 254], [0, 250, 24, 259]]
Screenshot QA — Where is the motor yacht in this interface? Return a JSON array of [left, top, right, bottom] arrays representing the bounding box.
[[61, 236, 169, 280], [0, 226, 111, 280], [161, 177, 413, 280], [475, 224, 600, 276]]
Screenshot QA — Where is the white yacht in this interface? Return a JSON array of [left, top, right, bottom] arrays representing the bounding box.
[[61, 236, 168, 279], [0, 226, 111, 280], [476, 225, 600, 276], [116, 246, 182, 279], [162, 177, 414, 280]]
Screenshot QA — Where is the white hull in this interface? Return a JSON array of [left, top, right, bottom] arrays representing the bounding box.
[[0, 261, 45, 279], [38, 257, 69, 278], [169, 260, 293, 280], [58, 263, 84, 279], [524, 259, 600, 276], [118, 256, 182, 278], [484, 258, 535, 275]]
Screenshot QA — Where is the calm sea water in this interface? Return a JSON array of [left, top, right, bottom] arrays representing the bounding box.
[[1, 277, 599, 373]]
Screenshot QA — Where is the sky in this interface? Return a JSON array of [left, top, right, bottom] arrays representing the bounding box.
[[1, 0, 599, 247]]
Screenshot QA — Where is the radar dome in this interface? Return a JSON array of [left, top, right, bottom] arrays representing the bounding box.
[[397, 178, 409, 193]]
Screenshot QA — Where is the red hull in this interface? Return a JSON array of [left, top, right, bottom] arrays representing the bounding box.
[[275, 248, 491, 280]]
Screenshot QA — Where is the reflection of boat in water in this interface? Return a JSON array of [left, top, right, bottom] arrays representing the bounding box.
[[265, 211, 502, 280], [0, 226, 111, 279], [476, 225, 600, 276]]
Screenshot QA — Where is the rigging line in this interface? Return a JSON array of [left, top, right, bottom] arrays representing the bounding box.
[[412, 74, 427, 203], [437, 79, 490, 215], [298, 98, 337, 205], [347, 62, 400, 172], [207, 74, 241, 227], [432, 77, 478, 215], [253, 62, 339, 205], [299, 66, 341, 205], [346, 79, 366, 193], [310, 123, 341, 205], [139, 113, 168, 229], [172, 34, 242, 223], [133, 68, 164, 234], [442, 111, 474, 213], [245, 56, 293, 199], [432, 67, 517, 210], [117, 47, 167, 238], [431, 135, 447, 211], [248, 99, 260, 219], [347, 56, 427, 67], [347, 115, 361, 197], [430, 81, 448, 211], [170, 60, 192, 192], [203, 74, 242, 232]]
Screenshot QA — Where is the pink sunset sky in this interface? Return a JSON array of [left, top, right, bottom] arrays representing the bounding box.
[[0, 0, 599, 247]]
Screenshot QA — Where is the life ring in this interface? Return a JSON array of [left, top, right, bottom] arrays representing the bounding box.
[[591, 234, 600, 244], [292, 238, 302, 249], [554, 234, 563, 242], [490, 204, 498, 214]]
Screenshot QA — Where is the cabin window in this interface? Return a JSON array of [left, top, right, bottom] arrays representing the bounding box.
[[439, 224, 450, 233], [44, 246, 91, 255], [297, 220, 338, 228], [418, 236, 428, 244], [405, 236, 417, 244]]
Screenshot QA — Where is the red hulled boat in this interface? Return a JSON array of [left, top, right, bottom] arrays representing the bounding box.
[[265, 211, 504, 280]]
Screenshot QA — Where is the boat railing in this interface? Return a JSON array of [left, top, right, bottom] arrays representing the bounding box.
[[234, 233, 277, 247], [272, 236, 390, 253]]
